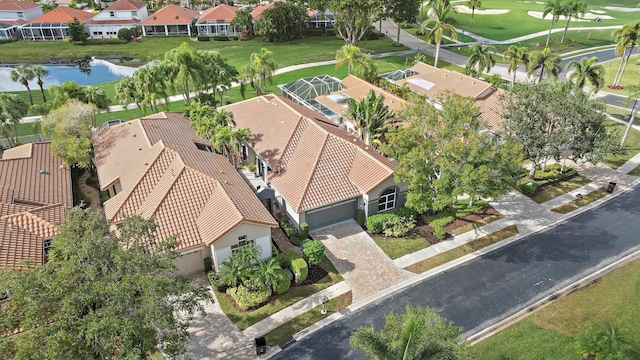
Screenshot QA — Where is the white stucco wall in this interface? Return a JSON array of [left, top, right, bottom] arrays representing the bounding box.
[[209, 222, 273, 270], [363, 174, 407, 217], [93, 8, 148, 21], [0, 7, 42, 21]]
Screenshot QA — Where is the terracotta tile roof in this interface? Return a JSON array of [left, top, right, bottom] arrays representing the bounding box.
[[88, 18, 140, 25], [315, 75, 406, 116], [251, 2, 275, 20], [0, 142, 71, 270], [197, 3, 237, 24], [0, 19, 25, 26], [141, 4, 197, 25], [222, 95, 396, 212], [103, 0, 146, 11], [0, 0, 41, 11], [93, 113, 276, 251], [25, 6, 94, 24]]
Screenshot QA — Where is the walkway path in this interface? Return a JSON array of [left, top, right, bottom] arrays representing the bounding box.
[[78, 169, 101, 210], [311, 220, 413, 301]]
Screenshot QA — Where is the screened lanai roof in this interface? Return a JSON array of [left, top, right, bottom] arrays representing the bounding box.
[[20, 22, 69, 28], [381, 68, 418, 82], [278, 75, 345, 122]]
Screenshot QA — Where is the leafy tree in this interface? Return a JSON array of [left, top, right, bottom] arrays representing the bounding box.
[[117, 27, 132, 41], [240, 47, 278, 97], [42, 99, 95, 168], [198, 50, 238, 107], [466, 44, 496, 75], [350, 305, 472, 360], [309, 0, 385, 46], [387, 0, 421, 43], [566, 56, 605, 92], [254, 1, 308, 42], [560, 0, 586, 43], [467, 0, 481, 27], [9, 65, 35, 105], [67, 17, 87, 42], [612, 21, 640, 88], [48, 81, 110, 111], [344, 89, 393, 147], [163, 42, 206, 105], [230, 7, 253, 36], [0, 93, 28, 146], [528, 47, 562, 83], [0, 209, 212, 359], [31, 65, 50, 103], [42, 3, 55, 12], [503, 45, 529, 87], [420, 0, 458, 68], [543, 0, 565, 47], [353, 53, 380, 83]]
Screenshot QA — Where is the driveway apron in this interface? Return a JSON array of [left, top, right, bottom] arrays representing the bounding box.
[[311, 220, 414, 302]]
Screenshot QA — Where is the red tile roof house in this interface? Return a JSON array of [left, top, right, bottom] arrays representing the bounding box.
[[222, 94, 407, 231], [92, 112, 277, 274], [18, 6, 93, 41], [0, 0, 42, 39], [196, 3, 239, 37], [0, 142, 73, 270], [251, 1, 275, 22], [87, 0, 148, 38], [141, 4, 197, 37]]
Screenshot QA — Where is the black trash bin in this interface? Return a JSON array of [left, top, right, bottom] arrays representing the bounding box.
[[255, 336, 267, 355], [607, 182, 617, 193]]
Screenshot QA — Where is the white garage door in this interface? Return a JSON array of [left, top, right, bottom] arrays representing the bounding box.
[[174, 249, 204, 275]]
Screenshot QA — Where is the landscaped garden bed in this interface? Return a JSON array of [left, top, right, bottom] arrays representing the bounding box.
[[551, 188, 609, 214], [516, 164, 590, 203]]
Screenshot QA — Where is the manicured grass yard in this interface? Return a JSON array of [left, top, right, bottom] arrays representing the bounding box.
[[372, 233, 429, 260], [628, 164, 640, 176], [601, 58, 640, 97], [474, 257, 640, 360], [531, 175, 591, 203], [453, 214, 504, 235], [405, 225, 518, 273], [551, 187, 609, 214], [602, 120, 640, 169], [215, 255, 343, 330]]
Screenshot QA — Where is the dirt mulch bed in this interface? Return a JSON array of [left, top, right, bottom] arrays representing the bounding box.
[[410, 205, 500, 245]]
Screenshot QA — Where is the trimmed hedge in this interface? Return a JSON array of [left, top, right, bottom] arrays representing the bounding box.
[[197, 35, 210, 41], [203, 257, 213, 272], [273, 268, 291, 294], [279, 216, 301, 246], [326, 29, 336, 36], [84, 38, 129, 45], [290, 258, 308, 283], [367, 207, 417, 236], [307, 29, 323, 36], [0, 38, 16, 44], [382, 215, 415, 237], [366, 213, 396, 233], [301, 239, 325, 265], [226, 285, 272, 310], [517, 178, 539, 196], [212, 35, 230, 41], [300, 222, 309, 241], [393, 206, 417, 221], [275, 250, 301, 269]]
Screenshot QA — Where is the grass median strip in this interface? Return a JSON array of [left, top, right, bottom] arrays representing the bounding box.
[[532, 175, 591, 204], [551, 188, 609, 214], [452, 214, 504, 235], [264, 292, 352, 347], [405, 225, 519, 274], [372, 233, 430, 260]]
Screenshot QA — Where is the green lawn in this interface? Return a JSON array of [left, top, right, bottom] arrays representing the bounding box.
[[628, 164, 640, 176], [551, 188, 609, 214], [474, 257, 640, 360], [602, 120, 640, 169], [372, 233, 430, 260], [601, 58, 640, 97], [216, 255, 343, 330], [531, 175, 591, 203], [453, 214, 504, 235]]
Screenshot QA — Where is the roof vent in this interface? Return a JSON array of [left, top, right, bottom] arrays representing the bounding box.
[[143, 162, 148, 166], [153, 16, 156, 20], [219, 170, 224, 174], [138, 147, 142, 151], [171, 168, 175, 177], [39, 169, 49, 175], [224, 180, 229, 185], [281, 120, 285, 124], [132, 134, 137, 137], [175, 15, 179, 19]]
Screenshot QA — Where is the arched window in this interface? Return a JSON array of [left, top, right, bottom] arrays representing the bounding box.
[[378, 187, 396, 212]]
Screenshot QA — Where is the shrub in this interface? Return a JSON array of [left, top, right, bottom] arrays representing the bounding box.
[[362, 26, 380, 40], [203, 257, 213, 272], [0, 38, 16, 44], [83, 38, 129, 45], [213, 35, 230, 41], [393, 206, 417, 221], [383, 216, 416, 237], [279, 216, 301, 245], [229, 35, 239, 41], [300, 222, 309, 240], [355, 209, 365, 227], [366, 213, 396, 233], [207, 271, 228, 292], [275, 250, 301, 268], [247, 162, 256, 172], [307, 29, 323, 36], [301, 239, 325, 265], [517, 178, 539, 196], [117, 28, 132, 41], [226, 285, 272, 310], [434, 226, 447, 239], [72, 41, 85, 46], [326, 29, 336, 36], [428, 212, 455, 229], [197, 35, 210, 41], [290, 258, 308, 283], [273, 268, 291, 294]]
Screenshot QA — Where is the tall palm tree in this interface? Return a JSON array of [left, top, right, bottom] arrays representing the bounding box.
[[163, 42, 206, 105], [241, 47, 278, 97], [528, 47, 563, 83], [467, 44, 496, 75], [335, 44, 364, 75], [503, 45, 530, 87], [560, 0, 587, 43], [612, 21, 640, 88], [10, 65, 35, 105], [31, 65, 50, 103], [566, 56, 605, 92], [420, 0, 458, 68], [621, 85, 640, 146], [467, 0, 481, 27], [114, 76, 143, 112], [198, 50, 238, 108], [543, 0, 565, 47], [0, 93, 29, 146], [353, 53, 379, 83], [344, 90, 393, 147]]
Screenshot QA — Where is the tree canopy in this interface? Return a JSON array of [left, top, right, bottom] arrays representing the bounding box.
[[0, 208, 212, 359], [42, 99, 95, 168], [254, 2, 307, 42], [309, 0, 386, 46]]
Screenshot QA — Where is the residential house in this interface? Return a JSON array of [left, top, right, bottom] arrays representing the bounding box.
[[92, 112, 277, 273], [87, 0, 148, 38], [222, 94, 407, 231], [141, 4, 197, 37], [19, 6, 93, 41], [0, 143, 73, 269], [0, 0, 42, 39], [307, 8, 333, 29], [251, 2, 275, 22], [196, 3, 238, 37]]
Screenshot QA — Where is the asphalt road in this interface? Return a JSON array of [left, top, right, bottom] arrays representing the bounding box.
[[273, 185, 640, 359]]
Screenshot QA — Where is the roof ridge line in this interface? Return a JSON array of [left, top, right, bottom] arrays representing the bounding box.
[[297, 131, 330, 212], [142, 153, 186, 219]]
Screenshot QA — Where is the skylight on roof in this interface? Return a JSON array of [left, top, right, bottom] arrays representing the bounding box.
[[407, 78, 436, 90], [326, 93, 351, 108]]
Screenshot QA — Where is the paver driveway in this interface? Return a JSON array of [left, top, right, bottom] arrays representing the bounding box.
[[311, 220, 414, 301]]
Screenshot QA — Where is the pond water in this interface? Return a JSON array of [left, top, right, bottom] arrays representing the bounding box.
[[0, 59, 139, 92]]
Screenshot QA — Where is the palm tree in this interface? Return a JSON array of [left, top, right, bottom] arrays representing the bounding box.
[[240, 47, 278, 97], [528, 47, 563, 83], [574, 327, 601, 360], [612, 21, 640, 88], [621, 85, 640, 146], [343, 90, 393, 147], [235, 244, 262, 266], [252, 258, 282, 291], [467, 44, 496, 76], [31, 65, 50, 103], [543, 0, 565, 47], [353, 53, 379, 83], [335, 45, 364, 75], [503, 45, 530, 87], [198, 50, 238, 108], [566, 56, 605, 92], [10, 65, 35, 105], [420, 0, 458, 68], [218, 256, 245, 288], [0, 93, 29, 146], [467, 0, 481, 27], [163, 42, 206, 105], [561, 0, 587, 43], [114, 76, 143, 112]]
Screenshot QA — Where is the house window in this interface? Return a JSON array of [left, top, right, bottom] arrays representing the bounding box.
[[17, 12, 24, 18], [231, 235, 255, 254], [378, 187, 396, 212], [195, 142, 213, 152], [132, 11, 137, 17], [109, 11, 115, 17]]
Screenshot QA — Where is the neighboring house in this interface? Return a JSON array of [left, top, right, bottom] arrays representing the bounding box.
[[0, 0, 42, 39], [87, 0, 148, 38], [92, 112, 277, 273], [251, 2, 275, 22], [141, 4, 197, 37], [196, 3, 238, 37], [222, 94, 407, 231], [0, 142, 73, 270], [19, 6, 93, 41], [383, 61, 506, 131], [307, 8, 333, 29]]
